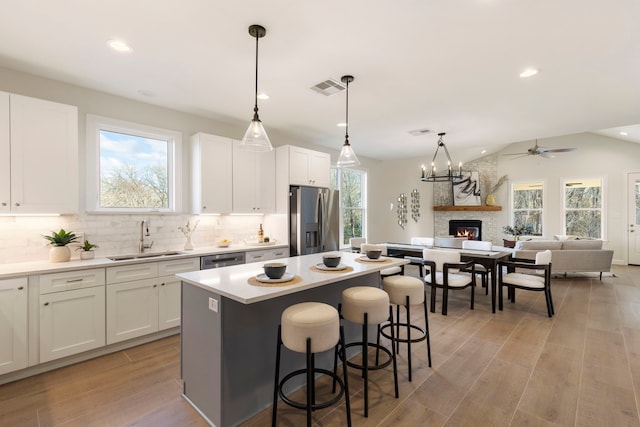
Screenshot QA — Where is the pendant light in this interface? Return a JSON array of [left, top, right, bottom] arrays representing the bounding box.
[[336, 75, 360, 167], [419, 132, 463, 182], [240, 24, 272, 151]]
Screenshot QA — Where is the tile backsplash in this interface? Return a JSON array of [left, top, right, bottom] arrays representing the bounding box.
[[0, 213, 287, 264]]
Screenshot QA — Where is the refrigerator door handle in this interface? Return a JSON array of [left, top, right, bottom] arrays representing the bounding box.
[[317, 191, 324, 251], [319, 191, 329, 251]]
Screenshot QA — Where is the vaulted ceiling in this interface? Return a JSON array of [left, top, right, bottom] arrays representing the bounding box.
[[1, 0, 639, 162]]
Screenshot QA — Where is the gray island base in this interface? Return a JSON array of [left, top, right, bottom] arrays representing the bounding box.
[[178, 252, 408, 426]]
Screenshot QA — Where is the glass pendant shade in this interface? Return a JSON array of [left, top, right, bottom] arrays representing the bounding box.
[[241, 117, 272, 151], [337, 141, 360, 167]]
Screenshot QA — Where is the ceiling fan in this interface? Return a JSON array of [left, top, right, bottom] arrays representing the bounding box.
[[504, 140, 576, 159]]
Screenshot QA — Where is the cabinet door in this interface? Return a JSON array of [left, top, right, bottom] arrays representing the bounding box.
[[289, 146, 311, 185], [232, 140, 258, 212], [246, 249, 272, 263], [0, 278, 28, 375], [158, 275, 181, 330], [309, 151, 331, 188], [0, 92, 9, 213], [39, 286, 106, 363], [270, 247, 290, 259], [256, 150, 276, 213], [10, 94, 78, 214], [106, 278, 158, 344], [191, 133, 232, 214]]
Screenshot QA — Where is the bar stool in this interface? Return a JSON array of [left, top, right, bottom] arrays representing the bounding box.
[[272, 302, 351, 427], [335, 286, 398, 418], [380, 275, 432, 382]]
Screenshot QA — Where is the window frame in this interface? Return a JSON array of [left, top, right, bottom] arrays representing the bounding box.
[[331, 166, 368, 249], [86, 114, 182, 213], [509, 179, 546, 236], [561, 176, 606, 240]]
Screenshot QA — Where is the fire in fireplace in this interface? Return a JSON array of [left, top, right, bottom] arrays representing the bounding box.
[[449, 220, 482, 241]]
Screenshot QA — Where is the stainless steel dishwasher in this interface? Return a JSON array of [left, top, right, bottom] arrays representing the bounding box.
[[200, 252, 246, 269]]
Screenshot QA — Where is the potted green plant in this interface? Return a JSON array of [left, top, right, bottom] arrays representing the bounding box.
[[502, 224, 534, 248], [43, 228, 79, 262], [76, 239, 99, 260]]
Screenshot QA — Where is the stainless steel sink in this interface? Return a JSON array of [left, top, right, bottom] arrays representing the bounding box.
[[107, 251, 183, 261]]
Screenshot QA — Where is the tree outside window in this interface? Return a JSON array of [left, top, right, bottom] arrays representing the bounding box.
[[512, 181, 543, 235], [563, 178, 603, 238], [331, 167, 367, 246]]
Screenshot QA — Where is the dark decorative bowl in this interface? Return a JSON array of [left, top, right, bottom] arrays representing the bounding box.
[[322, 254, 341, 268], [366, 249, 382, 260], [263, 262, 287, 279]]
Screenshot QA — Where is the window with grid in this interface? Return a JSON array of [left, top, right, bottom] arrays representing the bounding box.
[[563, 178, 603, 238], [511, 181, 544, 235], [331, 167, 367, 247]]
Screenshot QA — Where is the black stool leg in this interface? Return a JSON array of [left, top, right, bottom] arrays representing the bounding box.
[[363, 312, 369, 418], [396, 304, 401, 354], [272, 326, 282, 427], [339, 326, 352, 427], [406, 295, 412, 382], [424, 290, 432, 367], [306, 337, 312, 427], [389, 306, 399, 398]]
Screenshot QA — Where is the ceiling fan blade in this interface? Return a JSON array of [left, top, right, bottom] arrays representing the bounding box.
[[503, 152, 529, 156], [508, 154, 530, 160], [544, 147, 576, 153]]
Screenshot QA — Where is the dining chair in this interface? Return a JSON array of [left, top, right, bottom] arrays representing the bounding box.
[[422, 248, 476, 315], [461, 240, 492, 295], [497, 249, 554, 317], [350, 237, 366, 253], [361, 244, 403, 277]]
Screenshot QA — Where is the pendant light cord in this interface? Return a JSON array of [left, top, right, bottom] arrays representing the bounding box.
[[344, 79, 350, 145], [253, 32, 259, 120]]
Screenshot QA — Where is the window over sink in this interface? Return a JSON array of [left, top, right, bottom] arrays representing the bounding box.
[[86, 115, 182, 213], [331, 166, 367, 248]]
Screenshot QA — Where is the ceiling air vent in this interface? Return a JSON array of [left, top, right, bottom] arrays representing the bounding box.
[[310, 79, 346, 96], [408, 128, 432, 136]]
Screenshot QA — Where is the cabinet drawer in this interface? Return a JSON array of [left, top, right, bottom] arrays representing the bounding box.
[[39, 268, 105, 294], [246, 250, 271, 263], [270, 248, 289, 259], [157, 257, 199, 276], [107, 263, 158, 284]]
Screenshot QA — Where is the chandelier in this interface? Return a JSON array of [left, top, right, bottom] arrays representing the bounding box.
[[420, 132, 463, 182]]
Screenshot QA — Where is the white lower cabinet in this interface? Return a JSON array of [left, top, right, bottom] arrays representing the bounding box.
[[106, 278, 159, 344], [38, 269, 106, 363], [106, 257, 199, 344], [0, 277, 28, 375]]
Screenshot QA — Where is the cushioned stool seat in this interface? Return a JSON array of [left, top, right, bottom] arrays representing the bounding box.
[[273, 302, 351, 427], [381, 276, 432, 381], [336, 286, 398, 418]]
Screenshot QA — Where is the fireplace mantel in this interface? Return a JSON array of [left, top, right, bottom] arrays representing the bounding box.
[[433, 206, 502, 211]]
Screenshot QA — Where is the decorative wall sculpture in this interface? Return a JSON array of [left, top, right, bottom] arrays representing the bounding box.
[[410, 188, 420, 222], [397, 193, 407, 229]]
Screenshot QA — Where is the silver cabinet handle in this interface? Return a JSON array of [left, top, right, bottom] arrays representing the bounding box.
[[66, 278, 83, 283], [14, 202, 20, 207], [18, 286, 24, 290], [1, 202, 6, 206], [44, 302, 50, 306]]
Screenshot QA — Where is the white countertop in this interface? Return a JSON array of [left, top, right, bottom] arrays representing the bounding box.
[[177, 252, 409, 305], [0, 243, 288, 279]]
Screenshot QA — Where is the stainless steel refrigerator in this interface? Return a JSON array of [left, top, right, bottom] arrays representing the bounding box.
[[289, 186, 340, 256]]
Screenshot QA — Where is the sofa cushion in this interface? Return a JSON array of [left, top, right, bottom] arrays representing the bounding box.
[[561, 239, 603, 250], [516, 240, 562, 251]]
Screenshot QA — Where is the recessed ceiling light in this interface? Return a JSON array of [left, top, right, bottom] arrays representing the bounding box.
[[620, 131, 628, 136], [519, 68, 539, 78], [480, 149, 487, 154], [257, 93, 270, 100], [107, 39, 133, 53], [336, 122, 347, 127]]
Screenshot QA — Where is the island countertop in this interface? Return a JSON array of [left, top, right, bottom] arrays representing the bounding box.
[[176, 251, 409, 304]]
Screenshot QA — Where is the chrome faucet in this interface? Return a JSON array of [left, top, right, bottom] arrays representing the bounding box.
[[139, 220, 154, 253]]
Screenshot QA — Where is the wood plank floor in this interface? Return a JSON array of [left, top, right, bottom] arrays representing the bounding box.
[[1, 264, 639, 426]]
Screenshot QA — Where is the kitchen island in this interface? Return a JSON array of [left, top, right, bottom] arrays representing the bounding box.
[[177, 251, 408, 427]]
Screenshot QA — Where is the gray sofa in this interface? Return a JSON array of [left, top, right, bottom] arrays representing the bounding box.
[[513, 239, 614, 279]]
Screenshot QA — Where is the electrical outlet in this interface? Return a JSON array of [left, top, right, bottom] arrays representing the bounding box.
[[208, 297, 218, 312]]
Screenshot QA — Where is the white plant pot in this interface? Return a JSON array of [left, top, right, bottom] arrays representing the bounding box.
[[80, 250, 95, 260], [49, 246, 71, 263]]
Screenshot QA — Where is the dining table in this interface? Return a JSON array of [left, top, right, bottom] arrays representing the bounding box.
[[381, 242, 513, 313]]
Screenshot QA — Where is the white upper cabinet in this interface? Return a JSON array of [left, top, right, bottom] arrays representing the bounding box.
[[191, 133, 233, 214], [232, 140, 275, 213], [281, 145, 330, 188], [0, 93, 78, 214]]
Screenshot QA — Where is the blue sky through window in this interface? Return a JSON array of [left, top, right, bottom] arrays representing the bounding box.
[[99, 130, 168, 177]]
